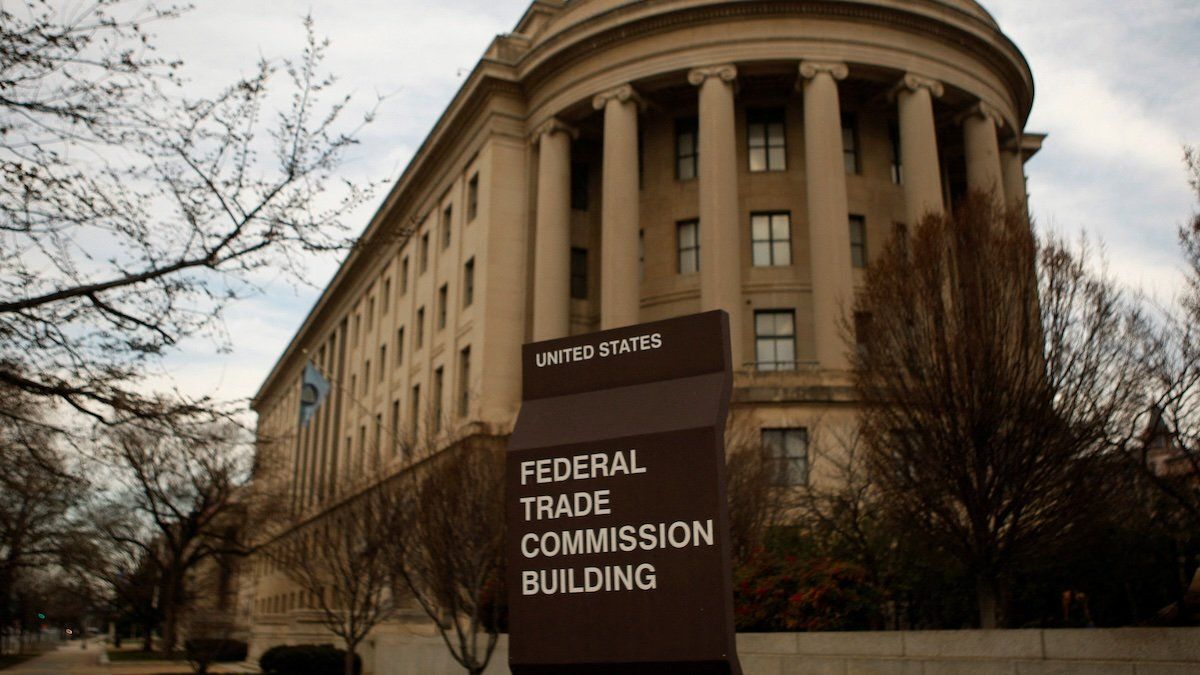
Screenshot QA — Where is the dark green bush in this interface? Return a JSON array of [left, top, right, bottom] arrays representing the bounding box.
[[259, 644, 361, 675], [735, 552, 884, 631], [184, 638, 247, 663]]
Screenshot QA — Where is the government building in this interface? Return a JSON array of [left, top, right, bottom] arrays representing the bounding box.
[[247, 0, 1043, 667]]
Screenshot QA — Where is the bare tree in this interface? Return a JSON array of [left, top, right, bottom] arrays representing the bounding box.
[[724, 413, 786, 562], [95, 421, 266, 654], [1141, 147, 1200, 531], [390, 436, 506, 675], [0, 2, 378, 424], [267, 481, 401, 675], [853, 192, 1149, 628], [0, 388, 86, 654]]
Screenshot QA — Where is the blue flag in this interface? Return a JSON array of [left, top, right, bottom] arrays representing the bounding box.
[[298, 362, 331, 427]]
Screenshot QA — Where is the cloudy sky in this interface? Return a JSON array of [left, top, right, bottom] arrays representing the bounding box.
[[141, 0, 1200, 409]]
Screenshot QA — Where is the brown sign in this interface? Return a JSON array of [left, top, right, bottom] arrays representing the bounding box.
[[507, 311, 742, 675]]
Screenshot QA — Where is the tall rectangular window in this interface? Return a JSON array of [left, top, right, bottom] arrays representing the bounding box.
[[363, 360, 371, 393], [390, 399, 401, 455], [415, 307, 425, 349], [458, 347, 471, 418], [762, 428, 809, 486], [373, 414, 382, 461], [367, 295, 375, 332], [419, 233, 430, 273], [467, 174, 479, 221], [675, 117, 698, 180], [400, 256, 409, 295], [570, 162, 589, 211], [842, 113, 860, 174], [437, 284, 448, 330], [748, 109, 786, 172], [849, 215, 867, 268], [382, 278, 391, 313], [750, 212, 792, 267], [432, 367, 444, 433], [755, 310, 796, 371], [378, 345, 387, 381], [410, 384, 420, 437], [570, 248, 588, 300], [441, 206, 453, 249], [638, 230, 645, 282], [889, 121, 903, 184], [463, 258, 475, 308], [854, 311, 873, 355], [677, 220, 699, 275], [396, 327, 405, 365]]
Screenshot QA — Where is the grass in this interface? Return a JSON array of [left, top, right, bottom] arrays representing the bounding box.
[[106, 649, 186, 662], [0, 652, 43, 670]]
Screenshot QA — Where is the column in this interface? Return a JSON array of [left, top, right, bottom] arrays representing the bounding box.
[[592, 85, 641, 330], [688, 64, 743, 365], [532, 118, 575, 341], [1001, 143, 1028, 214], [800, 61, 855, 372], [894, 73, 945, 225], [960, 102, 1005, 199]]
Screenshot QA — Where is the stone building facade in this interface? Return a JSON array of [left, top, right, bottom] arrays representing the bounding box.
[[248, 0, 1043, 664]]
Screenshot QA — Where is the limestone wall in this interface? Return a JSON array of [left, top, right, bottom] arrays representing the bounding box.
[[362, 629, 1200, 675]]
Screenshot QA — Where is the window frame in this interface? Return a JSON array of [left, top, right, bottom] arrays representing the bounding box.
[[761, 427, 809, 486], [750, 212, 793, 267], [675, 117, 699, 181], [754, 309, 797, 372], [849, 214, 867, 269], [747, 108, 787, 172], [677, 219, 700, 275], [842, 112, 861, 175], [463, 257, 475, 308]]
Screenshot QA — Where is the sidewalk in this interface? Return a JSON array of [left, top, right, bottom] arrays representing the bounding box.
[[2, 644, 108, 674]]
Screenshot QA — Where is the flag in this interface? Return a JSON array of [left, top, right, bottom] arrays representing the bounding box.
[[298, 362, 331, 427]]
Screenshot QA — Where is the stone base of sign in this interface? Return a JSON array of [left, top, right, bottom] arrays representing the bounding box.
[[304, 628, 1200, 675]]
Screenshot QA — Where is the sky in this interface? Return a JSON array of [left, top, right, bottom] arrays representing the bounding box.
[[138, 0, 1200, 410]]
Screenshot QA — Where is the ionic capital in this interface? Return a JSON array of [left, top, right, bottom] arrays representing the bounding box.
[[531, 117, 578, 143], [956, 101, 1005, 128], [687, 64, 738, 87], [890, 73, 945, 101], [799, 61, 848, 81], [591, 84, 644, 111]]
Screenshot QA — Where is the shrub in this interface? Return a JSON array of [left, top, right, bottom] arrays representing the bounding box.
[[734, 552, 883, 631], [184, 638, 248, 663], [259, 644, 361, 675]]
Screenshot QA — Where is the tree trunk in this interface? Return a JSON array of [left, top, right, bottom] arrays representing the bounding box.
[[344, 646, 357, 675], [976, 575, 999, 629], [141, 623, 154, 652]]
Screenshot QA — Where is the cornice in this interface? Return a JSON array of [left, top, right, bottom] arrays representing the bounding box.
[[519, 0, 1034, 121]]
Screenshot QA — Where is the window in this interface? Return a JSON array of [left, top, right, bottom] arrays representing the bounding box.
[[363, 360, 370, 393], [441, 206, 452, 250], [353, 312, 361, 345], [378, 345, 387, 381], [367, 295, 375, 332], [458, 347, 471, 418], [463, 258, 475, 308], [889, 121, 903, 184], [755, 310, 796, 371], [854, 311, 873, 354], [373, 414, 382, 459], [390, 399, 400, 452], [357, 424, 366, 471], [420, 233, 430, 273], [762, 428, 809, 486], [751, 212, 792, 267], [677, 220, 699, 275], [350, 375, 357, 401], [638, 230, 645, 282], [415, 307, 425, 349], [410, 384, 420, 437], [400, 256, 409, 295], [842, 113, 860, 174], [432, 367, 444, 432], [675, 117, 698, 180], [748, 109, 786, 172], [382, 277, 391, 313], [437, 284, 448, 330], [849, 215, 867, 268], [571, 162, 589, 211], [570, 248, 588, 300], [893, 222, 909, 256], [467, 174, 479, 221], [396, 327, 405, 365]]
